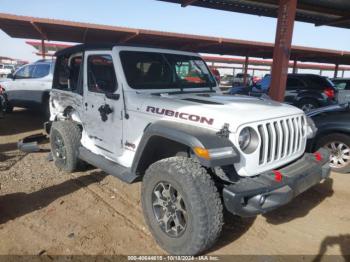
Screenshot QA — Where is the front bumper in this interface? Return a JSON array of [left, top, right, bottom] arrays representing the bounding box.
[[223, 148, 331, 217]]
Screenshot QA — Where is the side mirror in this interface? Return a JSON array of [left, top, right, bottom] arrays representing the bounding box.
[[7, 73, 14, 79]]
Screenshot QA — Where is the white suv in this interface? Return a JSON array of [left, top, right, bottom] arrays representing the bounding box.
[[1, 60, 54, 115], [0, 64, 15, 78], [48, 44, 331, 255]]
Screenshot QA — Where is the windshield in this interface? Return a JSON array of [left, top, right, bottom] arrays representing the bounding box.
[[120, 51, 216, 90], [4, 65, 13, 69]]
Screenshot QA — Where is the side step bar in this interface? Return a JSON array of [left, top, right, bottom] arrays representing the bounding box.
[[79, 147, 138, 184]]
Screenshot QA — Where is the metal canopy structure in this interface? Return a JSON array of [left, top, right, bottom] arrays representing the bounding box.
[[203, 56, 350, 72], [0, 12, 350, 65], [159, 0, 350, 29], [159, 0, 350, 101]]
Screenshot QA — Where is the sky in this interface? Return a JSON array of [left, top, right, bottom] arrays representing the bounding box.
[[0, 0, 350, 76]]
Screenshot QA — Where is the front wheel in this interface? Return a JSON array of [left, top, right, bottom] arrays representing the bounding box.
[[316, 133, 350, 173], [141, 157, 223, 255]]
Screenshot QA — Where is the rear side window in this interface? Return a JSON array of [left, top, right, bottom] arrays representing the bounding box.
[[304, 76, 334, 89], [69, 56, 83, 92], [87, 55, 117, 94], [53, 53, 83, 95], [53, 56, 69, 90], [32, 63, 50, 78]]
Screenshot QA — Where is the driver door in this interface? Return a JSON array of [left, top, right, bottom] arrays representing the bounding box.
[[83, 51, 123, 160]]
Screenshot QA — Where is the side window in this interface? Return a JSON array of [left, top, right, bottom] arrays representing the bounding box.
[[87, 55, 117, 93], [286, 77, 304, 90], [15, 65, 35, 79], [53, 56, 69, 90], [68, 56, 83, 92], [53, 54, 83, 95], [32, 64, 50, 78]]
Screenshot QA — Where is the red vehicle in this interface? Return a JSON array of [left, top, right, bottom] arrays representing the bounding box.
[[252, 76, 262, 85], [209, 67, 221, 83]]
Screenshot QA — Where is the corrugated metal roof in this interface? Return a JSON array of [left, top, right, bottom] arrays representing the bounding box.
[[0, 13, 350, 65], [159, 0, 350, 29]]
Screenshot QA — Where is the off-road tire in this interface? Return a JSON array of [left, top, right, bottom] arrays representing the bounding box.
[[141, 156, 223, 255], [316, 133, 350, 173], [50, 121, 81, 173]]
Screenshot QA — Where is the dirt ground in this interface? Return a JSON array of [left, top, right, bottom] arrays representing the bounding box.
[[0, 109, 349, 258]]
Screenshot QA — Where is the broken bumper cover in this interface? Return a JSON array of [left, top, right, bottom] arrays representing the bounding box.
[[223, 148, 331, 217]]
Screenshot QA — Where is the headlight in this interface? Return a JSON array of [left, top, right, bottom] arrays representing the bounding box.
[[239, 127, 251, 150], [238, 127, 259, 153], [306, 116, 317, 139]]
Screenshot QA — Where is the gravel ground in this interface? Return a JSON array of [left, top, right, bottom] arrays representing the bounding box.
[[0, 109, 349, 258]]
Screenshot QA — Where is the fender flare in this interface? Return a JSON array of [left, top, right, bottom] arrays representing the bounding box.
[[131, 120, 239, 176]]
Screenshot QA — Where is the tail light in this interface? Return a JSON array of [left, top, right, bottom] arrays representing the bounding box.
[[324, 87, 335, 99], [0, 84, 4, 94]]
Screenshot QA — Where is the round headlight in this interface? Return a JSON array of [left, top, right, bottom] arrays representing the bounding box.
[[239, 127, 251, 151], [238, 127, 259, 154]]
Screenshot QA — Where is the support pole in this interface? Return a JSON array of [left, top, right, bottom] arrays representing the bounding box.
[[243, 55, 249, 86], [269, 0, 297, 102], [41, 39, 46, 60], [334, 64, 339, 78], [342, 70, 345, 78], [320, 70, 323, 76], [292, 59, 298, 74]]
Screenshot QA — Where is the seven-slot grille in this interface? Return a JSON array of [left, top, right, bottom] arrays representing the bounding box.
[[257, 115, 306, 165]]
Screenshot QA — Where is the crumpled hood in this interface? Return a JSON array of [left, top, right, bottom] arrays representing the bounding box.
[[130, 91, 305, 133]]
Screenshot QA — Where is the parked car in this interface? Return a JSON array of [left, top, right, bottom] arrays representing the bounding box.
[[0, 64, 15, 78], [209, 67, 221, 83], [307, 104, 350, 173], [252, 75, 262, 85], [0, 60, 54, 116], [331, 78, 350, 104], [47, 43, 329, 255], [230, 74, 338, 112], [219, 74, 233, 91], [233, 73, 252, 86]]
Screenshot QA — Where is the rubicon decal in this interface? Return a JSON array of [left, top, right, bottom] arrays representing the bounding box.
[[146, 106, 214, 125]]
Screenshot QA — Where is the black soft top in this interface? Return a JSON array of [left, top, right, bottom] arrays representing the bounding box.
[[55, 43, 115, 57]]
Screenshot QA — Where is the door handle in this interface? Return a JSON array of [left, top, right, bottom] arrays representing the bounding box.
[[98, 104, 113, 122]]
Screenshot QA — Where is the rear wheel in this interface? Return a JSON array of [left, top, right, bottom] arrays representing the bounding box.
[[50, 121, 81, 172], [316, 133, 350, 173], [141, 157, 223, 255]]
